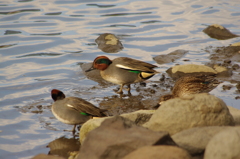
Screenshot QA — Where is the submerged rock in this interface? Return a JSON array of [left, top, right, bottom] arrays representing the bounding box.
[[153, 49, 188, 64], [78, 116, 176, 159], [80, 62, 113, 86], [143, 93, 234, 135]]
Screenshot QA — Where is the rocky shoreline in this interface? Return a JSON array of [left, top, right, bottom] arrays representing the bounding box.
[[32, 24, 240, 159], [33, 94, 240, 159]]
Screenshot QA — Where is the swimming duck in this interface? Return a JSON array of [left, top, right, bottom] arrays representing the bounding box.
[[86, 56, 159, 94], [157, 74, 219, 106], [51, 89, 106, 134]]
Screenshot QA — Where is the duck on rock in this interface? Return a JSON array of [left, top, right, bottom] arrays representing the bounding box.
[[157, 74, 220, 107], [86, 56, 159, 94], [51, 89, 106, 135]]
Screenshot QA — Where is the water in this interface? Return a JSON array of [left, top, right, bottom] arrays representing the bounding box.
[[0, 0, 240, 158]]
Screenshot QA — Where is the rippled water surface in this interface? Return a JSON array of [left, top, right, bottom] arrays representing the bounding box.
[[1, 0, 240, 158]]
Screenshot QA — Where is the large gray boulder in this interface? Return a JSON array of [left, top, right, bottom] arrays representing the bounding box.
[[143, 93, 234, 135], [204, 127, 240, 159], [172, 126, 233, 155], [77, 116, 176, 159], [79, 110, 155, 143]]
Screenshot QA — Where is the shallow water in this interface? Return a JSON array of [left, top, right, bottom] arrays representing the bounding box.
[[0, 0, 240, 158]]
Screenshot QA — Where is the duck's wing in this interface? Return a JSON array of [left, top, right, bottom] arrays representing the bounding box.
[[65, 97, 105, 117], [114, 57, 158, 73]]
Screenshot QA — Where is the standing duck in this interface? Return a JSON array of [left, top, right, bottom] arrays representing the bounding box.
[[85, 56, 159, 94], [157, 74, 220, 106], [51, 89, 106, 134]]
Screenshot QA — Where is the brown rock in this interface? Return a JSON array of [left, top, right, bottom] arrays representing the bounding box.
[[31, 154, 65, 159], [203, 24, 239, 40], [95, 33, 123, 53], [123, 145, 192, 159], [77, 116, 176, 159], [227, 106, 240, 125]]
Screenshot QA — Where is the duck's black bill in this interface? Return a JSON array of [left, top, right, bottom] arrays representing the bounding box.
[[85, 67, 95, 72]]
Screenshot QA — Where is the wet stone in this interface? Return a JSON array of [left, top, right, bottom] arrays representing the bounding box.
[[222, 84, 233, 91], [235, 96, 240, 100], [153, 49, 188, 64], [203, 24, 239, 40], [236, 82, 240, 90], [232, 64, 240, 70]]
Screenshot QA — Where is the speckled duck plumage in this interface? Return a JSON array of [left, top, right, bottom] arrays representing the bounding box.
[[158, 74, 220, 105]]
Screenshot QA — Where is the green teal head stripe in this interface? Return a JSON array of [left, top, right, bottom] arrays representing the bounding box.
[[96, 58, 112, 65]]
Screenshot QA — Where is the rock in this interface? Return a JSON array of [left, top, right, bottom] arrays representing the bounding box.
[[79, 110, 155, 143], [123, 145, 192, 159], [213, 65, 232, 77], [228, 106, 240, 125], [235, 96, 240, 100], [236, 82, 240, 91], [231, 42, 240, 46], [153, 49, 188, 64], [204, 127, 240, 159], [203, 24, 239, 40], [208, 45, 240, 66], [31, 154, 65, 159], [77, 116, 176, 159], [47, 136, 80, 158], [80, 117, 109, 143], [222, 84, 233, 91], [166, 64, 217, 80], [95, 33, 123, 53], [232, 64, 240, 70], [172, 126, 232, 155], [80, 62, 113, 86], [143, 93, 235, 135]]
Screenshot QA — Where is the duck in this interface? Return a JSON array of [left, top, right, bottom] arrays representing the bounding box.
[[51, 89, 106, 135], [156, 74, 220, 107], [85, 56, 159, 94]]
